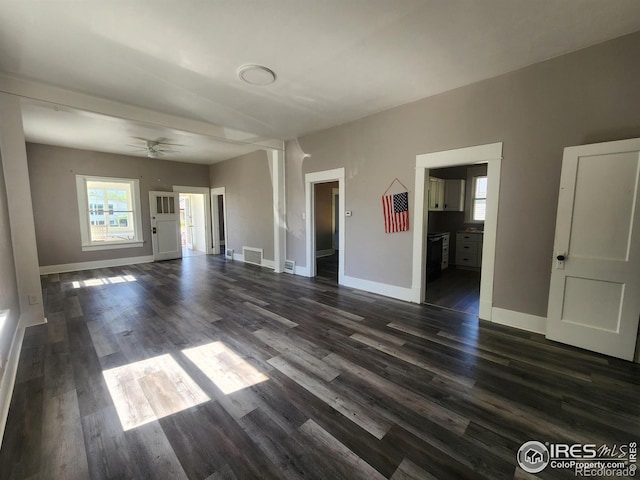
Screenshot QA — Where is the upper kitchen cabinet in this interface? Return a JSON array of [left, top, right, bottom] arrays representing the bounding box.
[[444, 179, 465, 211], [429, 177, 465, 212], [428, 177, 445, 211]]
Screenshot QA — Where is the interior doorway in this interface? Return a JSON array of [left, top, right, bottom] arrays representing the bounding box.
[[179, 193, 206, 257], [424, 164, 487, 315], [314, 181, 339, 282], [210, 187, 227, 255], [172, 186, 213, 257], [305, 168, 345, 283], [412, 142, 502, 321]]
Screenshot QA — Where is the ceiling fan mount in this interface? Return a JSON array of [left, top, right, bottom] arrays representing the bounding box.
[[127, 137, 184, 158]]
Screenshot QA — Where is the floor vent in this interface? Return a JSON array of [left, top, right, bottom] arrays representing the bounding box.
[[225, 249, 234, 260], [243, 247, 263, 266], [284, 260, 295, 274]]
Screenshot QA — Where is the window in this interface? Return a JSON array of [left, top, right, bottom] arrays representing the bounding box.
[[76, 175, 143, 251], [472, 175, 488, 221]]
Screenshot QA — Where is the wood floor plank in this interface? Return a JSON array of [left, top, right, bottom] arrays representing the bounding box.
[[390, 458, 438, 480], [299, 297, 364, 321], [254, 328, 340, 382], [243, 301, 299, 328], [350, 333, 476, 388], [40, 389, 90, 480], [296, 419, 386, 480], [323, 353, 469, 435], [81, 406, 140, 480], [267, 356, 392, 440]]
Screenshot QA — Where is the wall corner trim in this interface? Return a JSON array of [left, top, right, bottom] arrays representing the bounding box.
[[39, 255, 155, 275], [490, 307, 546, 335], [0, 316, 26, 450]]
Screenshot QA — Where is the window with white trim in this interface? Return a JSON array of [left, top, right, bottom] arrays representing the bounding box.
[[76, 175, 144, 251], [472, 175, 488, 222]]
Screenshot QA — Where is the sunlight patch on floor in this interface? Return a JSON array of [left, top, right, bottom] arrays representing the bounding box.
[[103, 353, 209, 431], [72, 275, 137, 289], [183, 341, 269, 394]]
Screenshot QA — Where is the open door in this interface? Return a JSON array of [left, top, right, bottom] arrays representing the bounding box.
[[150, 191, 182, 261], [547, 138, 640, 361]]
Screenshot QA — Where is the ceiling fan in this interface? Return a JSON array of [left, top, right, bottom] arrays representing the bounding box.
[[127, 137, 183, 158]]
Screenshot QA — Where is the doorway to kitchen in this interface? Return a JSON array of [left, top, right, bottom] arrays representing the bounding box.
[[425, 164, 487, 315], [412, 142, 502, 321]]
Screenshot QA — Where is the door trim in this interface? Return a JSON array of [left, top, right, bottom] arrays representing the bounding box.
[[305, 168, 345, 282], [210, 187, 228, 256], [413, 142, 503, 320]]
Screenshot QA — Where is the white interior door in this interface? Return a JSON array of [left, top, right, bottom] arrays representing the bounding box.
[[547, 138, 640, 361], [150, 191, 182, 261]]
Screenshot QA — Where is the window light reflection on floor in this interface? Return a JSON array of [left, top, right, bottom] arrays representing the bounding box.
[[72, 275, 136, 289], [182, 341, 269, 394], [103, 353, 209, 431]]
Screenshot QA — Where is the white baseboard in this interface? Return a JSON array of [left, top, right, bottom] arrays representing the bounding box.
[[341, 275, 414, 302], [294, 265, 310, 277], [39, 255, 154, 275], [261, 259, 275, 269], [315, 249, 334, 258], [491, 307, 546, 335], [0, 315, 26, 449]]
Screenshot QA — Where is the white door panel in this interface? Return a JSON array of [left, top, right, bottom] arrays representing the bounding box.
[[547, 138, 640, 361], [150, 191, 181, 261]]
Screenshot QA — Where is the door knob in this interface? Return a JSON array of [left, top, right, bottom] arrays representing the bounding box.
[[556, 254, 566, 261]]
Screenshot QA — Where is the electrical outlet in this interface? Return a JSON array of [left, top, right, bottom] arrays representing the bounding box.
[[28, 295, 39, 305]]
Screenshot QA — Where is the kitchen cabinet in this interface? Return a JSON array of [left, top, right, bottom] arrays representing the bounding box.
[[441, 232, 450, 270], [428, 177, 445, 211], [456, 231, 483, 269], [444, 179, 465, 211]]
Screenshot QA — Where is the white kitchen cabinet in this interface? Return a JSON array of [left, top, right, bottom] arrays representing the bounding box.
[[444, 179, 465, 211], [455, 231, 483, 269], [441, 232, 450, 270], [428, 177, 445, 211]]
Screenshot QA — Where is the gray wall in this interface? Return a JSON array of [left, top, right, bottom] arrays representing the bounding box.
[[315, 182, 337, 252], [209, 150, 274, 261], [0, 153, 20, 380], [27, 143, 210, 267], [286, 32, 640, 318]]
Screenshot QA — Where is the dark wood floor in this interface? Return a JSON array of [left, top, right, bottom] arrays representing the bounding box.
[[1, 255, 639, 479], [316, 253, 338, 282], [425, 267, 481, 315]]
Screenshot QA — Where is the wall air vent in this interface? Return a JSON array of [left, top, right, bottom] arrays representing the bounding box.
[[284, 260, 295, 274], [243, 247, 263, 266]]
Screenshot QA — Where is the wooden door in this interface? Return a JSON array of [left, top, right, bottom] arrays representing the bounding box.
[[149, 191, 182, 261], [546, 138, 640, 361]]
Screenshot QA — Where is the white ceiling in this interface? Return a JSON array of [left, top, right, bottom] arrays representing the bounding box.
[[1, 0, 639, 163]]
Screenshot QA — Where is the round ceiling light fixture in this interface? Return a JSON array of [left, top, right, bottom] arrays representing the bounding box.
[[237, 64, 276, 86]]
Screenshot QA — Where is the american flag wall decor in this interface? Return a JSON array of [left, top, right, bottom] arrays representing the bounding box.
[[382, 190, 409, 233]]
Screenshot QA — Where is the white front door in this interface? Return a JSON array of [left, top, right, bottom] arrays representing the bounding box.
[[547, 138, 640, 361], [150, 191, 182, 261]]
